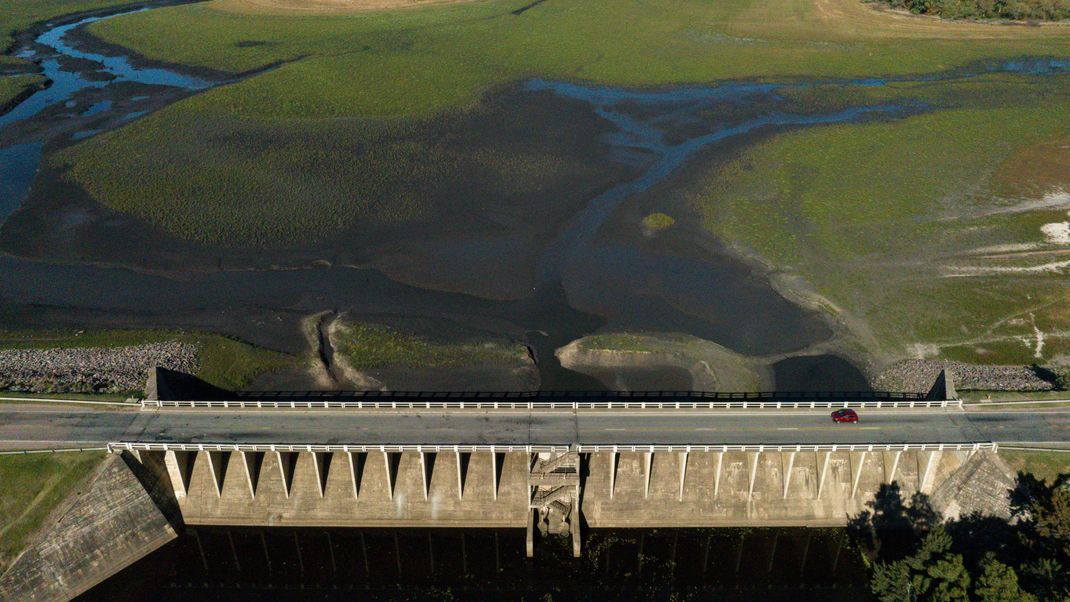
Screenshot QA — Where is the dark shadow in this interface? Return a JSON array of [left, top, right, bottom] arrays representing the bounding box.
[[1009, 470, 1051, 518], [850, 482, 938, 563], [511, 0, 548, 15], [1027, 363, 1060, 388], [849, 470, 1070, 602]]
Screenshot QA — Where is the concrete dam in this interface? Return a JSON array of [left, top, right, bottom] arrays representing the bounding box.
[[0, 368, 1030, 600], [121, 442, 1004, 555]]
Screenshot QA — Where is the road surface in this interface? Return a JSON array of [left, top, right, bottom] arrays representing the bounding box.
[[0, 405, 1066, 450]]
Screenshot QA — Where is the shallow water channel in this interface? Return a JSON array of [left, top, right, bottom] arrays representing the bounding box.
[[2, 3, 1068, 389]]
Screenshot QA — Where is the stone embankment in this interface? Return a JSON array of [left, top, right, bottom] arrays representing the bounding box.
[[0, 342, 197, 393], [875, 359, 1055, 392]]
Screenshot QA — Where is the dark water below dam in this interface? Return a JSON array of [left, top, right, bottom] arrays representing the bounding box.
[[79, 527, 868, 601], [2, 1, 1069, 390]]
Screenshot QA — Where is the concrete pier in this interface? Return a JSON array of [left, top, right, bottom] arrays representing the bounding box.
[[113, 445, 1010, 540]]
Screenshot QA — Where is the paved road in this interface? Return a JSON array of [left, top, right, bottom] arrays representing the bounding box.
[[0, 406, 1066, 449]]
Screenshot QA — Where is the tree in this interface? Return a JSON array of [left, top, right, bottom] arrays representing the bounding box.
[[871, 560, 911, 602], [974, 559, 1035, 602], [871, 527, 971, 602]]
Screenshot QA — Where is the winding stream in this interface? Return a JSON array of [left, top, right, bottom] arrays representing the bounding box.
[[0, 9, 209, 130], [2, 3, 1068, 389]]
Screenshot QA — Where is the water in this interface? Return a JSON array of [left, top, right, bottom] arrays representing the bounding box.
[[0, 9, 209, 129], [80, 526, 868, 601], [0, 143, 42, 220], [528, 77, 907, 281]]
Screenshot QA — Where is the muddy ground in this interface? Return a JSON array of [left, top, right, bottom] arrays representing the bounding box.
[[0, 5, 882, 390]]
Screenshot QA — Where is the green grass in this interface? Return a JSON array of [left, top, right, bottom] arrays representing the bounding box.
[[334, 322, 527, 370], [961, 390, 1069, 402], [692, 76, 1070, 364], [55, 0, 1070, 248], [1000, 449, 1070, 483], [0, 0, 134, 61], [641, 212, 676, 234], [87, 0, 1070, 114], [0, 74, 44, 109], [0, 329, 292, 391], [579, 334, 663, 353], [0, 451, 107, 573]]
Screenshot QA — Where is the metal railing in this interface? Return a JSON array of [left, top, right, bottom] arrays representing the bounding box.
[[142, 398, 959, 410], [107, 440, 994, 454], [232, 389, 926, 401]]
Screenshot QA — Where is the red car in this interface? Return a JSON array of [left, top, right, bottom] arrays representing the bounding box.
[[831, 408, 859, 423]]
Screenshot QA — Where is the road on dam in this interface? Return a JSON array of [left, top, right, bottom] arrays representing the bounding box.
[[0, 406, 1067, 449]]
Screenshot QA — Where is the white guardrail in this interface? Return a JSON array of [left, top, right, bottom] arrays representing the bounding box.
[[141, 399, 962, 411], [108, 441, 994, 454]]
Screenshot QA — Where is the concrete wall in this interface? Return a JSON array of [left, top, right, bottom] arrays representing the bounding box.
[[136, 448, 1009, 530], [582, 449, 940, 527], [165, 450, 532, 527], [0, 453, 177, 602]]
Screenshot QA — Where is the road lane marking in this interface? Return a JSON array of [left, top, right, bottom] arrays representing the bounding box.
[[776, 427, 799, 431]]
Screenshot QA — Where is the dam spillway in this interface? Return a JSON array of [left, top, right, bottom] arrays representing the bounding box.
[[114, 442, 1008, 559]]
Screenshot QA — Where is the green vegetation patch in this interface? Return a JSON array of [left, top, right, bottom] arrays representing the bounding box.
[[0, 451, 106, 572], [641, 212, 676, 235], [871, 0, 1070, 21], [88, 0, 1070, 106], [692, 76, 1070, 364], [0, 329, 291, 390], [54, 0, 1070, 248], [579, 333, 663, 353], [0, 74, 45, 110], [1000, 449, 1070, 482], [334, 322, 527, 370]]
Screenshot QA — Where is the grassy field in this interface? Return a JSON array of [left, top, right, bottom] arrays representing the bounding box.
[[0, 329, 291, 391], [36, 0, 1070, 367], [0, 451, 106, 573], [334, 322, 528, 370], [58, 0, 1070, 248], [693, 74, 1070, 365], [1000, 449, 1070, 482]]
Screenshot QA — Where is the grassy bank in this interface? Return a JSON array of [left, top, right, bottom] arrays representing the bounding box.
[[0, 74, 44, 111], [0, 451, 106, 573], [334, 322, 527, 370], [0, 329, 291, 391], [1000, 449, 1070, 482]]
